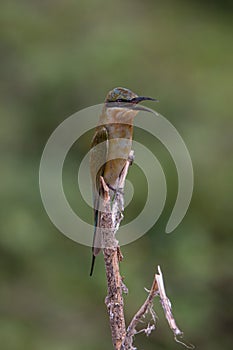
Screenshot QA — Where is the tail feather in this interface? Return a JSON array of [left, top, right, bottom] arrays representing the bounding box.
[[90, 209, 102, 276], [90, 255, 96, 276]]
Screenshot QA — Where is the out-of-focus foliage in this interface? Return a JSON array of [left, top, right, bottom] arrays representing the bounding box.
[[0, 0, 232, 349]]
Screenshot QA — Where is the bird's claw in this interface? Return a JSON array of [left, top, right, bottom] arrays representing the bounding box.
[[107, 183, 124, 196]]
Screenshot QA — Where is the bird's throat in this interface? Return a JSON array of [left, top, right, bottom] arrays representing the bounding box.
[[101, 107, 138, 125]]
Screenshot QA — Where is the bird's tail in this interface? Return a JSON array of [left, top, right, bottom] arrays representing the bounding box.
[[90, 209, 102, 276], [90, 254, 96, 276]]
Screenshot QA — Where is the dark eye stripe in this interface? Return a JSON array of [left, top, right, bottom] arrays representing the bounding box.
[[107, 98, 132, 103]]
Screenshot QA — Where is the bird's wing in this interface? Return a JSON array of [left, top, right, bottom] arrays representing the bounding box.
[[90, 125, 108, 195], [90, 125, 109, 258]]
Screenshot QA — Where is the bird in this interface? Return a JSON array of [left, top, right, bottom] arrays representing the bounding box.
[[89, 87, 158, 276]]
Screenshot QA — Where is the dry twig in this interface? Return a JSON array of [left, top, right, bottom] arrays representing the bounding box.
[[121, 273, 158, 349]]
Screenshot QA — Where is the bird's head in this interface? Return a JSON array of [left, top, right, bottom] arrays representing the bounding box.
[[105, 87, 158, 106], [101, 87, 158, 124]]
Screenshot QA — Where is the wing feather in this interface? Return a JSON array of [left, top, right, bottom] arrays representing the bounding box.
[[89, 126, 108, 258]]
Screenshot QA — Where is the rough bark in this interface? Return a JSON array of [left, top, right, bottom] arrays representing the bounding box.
[[98, 151, 193, 350]]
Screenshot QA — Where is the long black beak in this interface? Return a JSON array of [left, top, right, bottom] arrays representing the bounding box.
[[130, 96, 159, 104]]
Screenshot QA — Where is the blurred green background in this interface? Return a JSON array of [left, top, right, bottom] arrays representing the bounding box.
[[1, 0, 233, 349]]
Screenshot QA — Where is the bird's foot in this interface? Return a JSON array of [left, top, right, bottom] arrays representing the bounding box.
[[107, 183, 124, 196]]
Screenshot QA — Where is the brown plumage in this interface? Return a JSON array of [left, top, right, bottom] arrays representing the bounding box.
[[89, 87, 157, 275]]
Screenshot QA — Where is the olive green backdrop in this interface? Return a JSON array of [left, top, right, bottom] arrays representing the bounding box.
[[1, 0, 232, 349]]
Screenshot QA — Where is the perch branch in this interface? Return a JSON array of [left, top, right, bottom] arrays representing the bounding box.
[[100, 151, 134, 350], [98, 149, 193, 350]]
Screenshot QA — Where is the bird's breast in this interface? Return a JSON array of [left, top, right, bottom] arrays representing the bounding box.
[[104, 123, 133, 187]]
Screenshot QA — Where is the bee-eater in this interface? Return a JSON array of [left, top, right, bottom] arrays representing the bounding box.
[[89, 87, 157, 276]]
